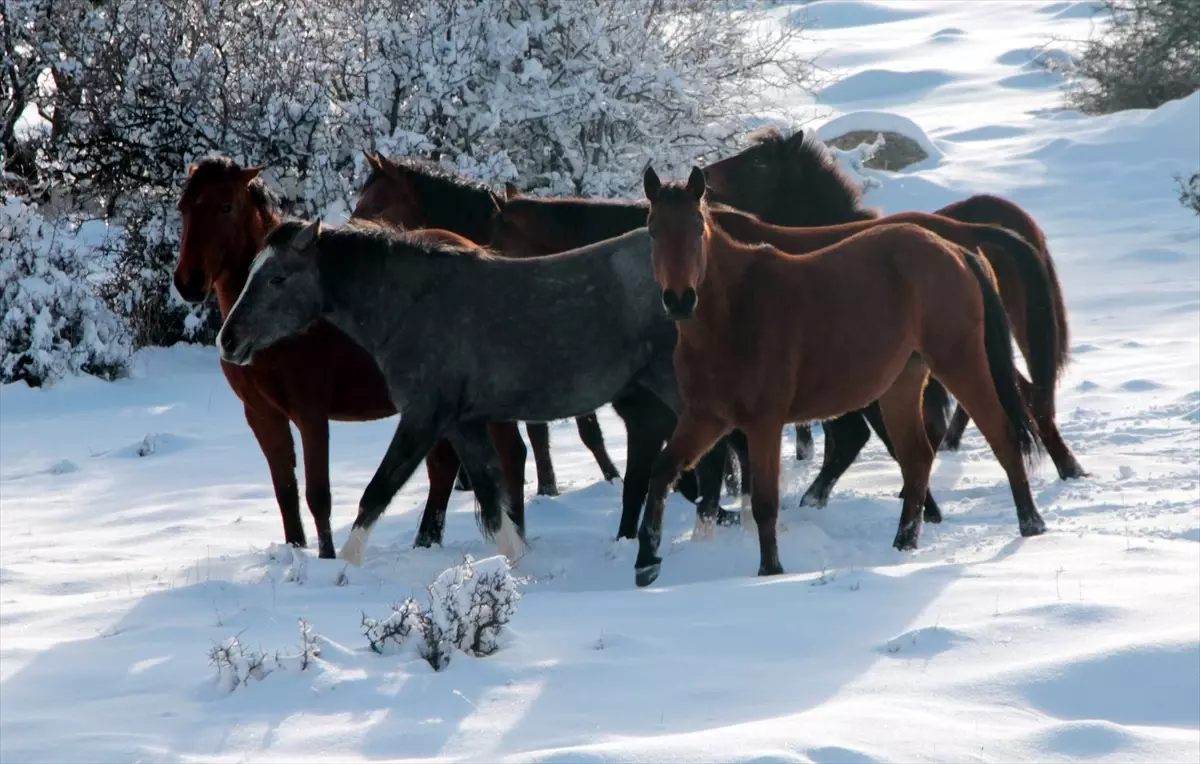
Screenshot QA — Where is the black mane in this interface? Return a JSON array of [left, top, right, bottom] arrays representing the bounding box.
[[748, 128, 874, 225], [362, 156, 498, 240]]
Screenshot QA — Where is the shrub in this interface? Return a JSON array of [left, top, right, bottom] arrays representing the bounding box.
[[1057, 0, 1200, 114], [0, 199, 131, 386], [1177, 171, 1200, 215]]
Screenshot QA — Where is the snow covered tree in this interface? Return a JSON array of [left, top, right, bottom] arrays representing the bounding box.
[[0, 199, 131, 386]]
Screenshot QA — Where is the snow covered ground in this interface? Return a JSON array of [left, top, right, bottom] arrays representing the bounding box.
[[2, 1, 1198, 761]]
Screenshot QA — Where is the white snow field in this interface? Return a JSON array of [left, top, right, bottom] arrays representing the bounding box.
[[2, 1, 1198, 762]]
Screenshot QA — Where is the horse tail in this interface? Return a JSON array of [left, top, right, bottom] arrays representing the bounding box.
[[971, 224, 1059, 405], [961, 247, 1039, 460]]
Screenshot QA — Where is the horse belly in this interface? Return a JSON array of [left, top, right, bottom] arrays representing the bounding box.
[[788, 329, 915, 423]]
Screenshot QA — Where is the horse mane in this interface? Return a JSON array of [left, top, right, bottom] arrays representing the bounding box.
[[267, 217, 500, 263], [180, 155, 280, 216], [744, 127, 873, 224]]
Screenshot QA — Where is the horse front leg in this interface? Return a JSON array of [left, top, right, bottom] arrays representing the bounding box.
[[296, 415, 336, 559], [243, 404, 303, 549], [576, 412, 621, 482], [341, 405, 446, 566], [636, 408, 729, 587]]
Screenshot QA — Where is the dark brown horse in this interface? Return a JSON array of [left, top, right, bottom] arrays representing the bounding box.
[[634, 167, 1047, 587], [173, 156, 527, 558], [353, 151, 621, 496], [702, 127, 1085, 482]]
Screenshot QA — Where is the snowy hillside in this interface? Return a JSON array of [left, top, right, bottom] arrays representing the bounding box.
[[2, 1, 1198, 762]]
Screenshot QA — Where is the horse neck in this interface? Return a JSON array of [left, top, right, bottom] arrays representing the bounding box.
[[414, 179, 496, 243], [214, 207, 281, 318], [682, 221, 752, 350]]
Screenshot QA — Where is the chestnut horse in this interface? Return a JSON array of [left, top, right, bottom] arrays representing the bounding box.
[[634, 167, 1046, 587], [173, 156, 527, 558], [353, 151, 620, 496], [702, 127, 1085, 482]]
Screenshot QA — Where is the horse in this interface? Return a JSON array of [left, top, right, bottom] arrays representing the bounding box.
[[488, 188, 1053, 522], [702, 127, 1085, 482], [214, 217, 693, 567], [634, 166, 1047, 587], [354, 151, 620, 496], [173, 156, 528, 559]]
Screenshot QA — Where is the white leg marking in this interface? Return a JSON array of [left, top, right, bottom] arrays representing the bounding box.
[[740, 494, 757, 534], [692, 511, 715, 541], [340, 526, 370, 567], [496, 511, 527, 563]]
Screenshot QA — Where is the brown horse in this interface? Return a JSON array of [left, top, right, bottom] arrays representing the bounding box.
[[702, 127, 1085, 481], [353, 151, 621, 496], [633, 167, 1046, 587], [173, 156, 527, 558]]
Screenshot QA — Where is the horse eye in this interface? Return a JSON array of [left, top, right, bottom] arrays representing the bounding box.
[[220, 203, 233, 213], [267, 275, 285, 286]]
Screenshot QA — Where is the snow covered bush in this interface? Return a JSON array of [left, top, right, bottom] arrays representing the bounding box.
[[0, 200, 131, 387], [1055, 0, 1200, 114], [362, 555, 521, 671], [207, 619, 320, 694]]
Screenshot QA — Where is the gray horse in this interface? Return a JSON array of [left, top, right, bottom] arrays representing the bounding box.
[[217, 218, 690, 566]]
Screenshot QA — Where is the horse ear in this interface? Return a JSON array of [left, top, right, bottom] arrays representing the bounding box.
[[784, 128, 805, 148], [686, 166, 706, 202], [240, 166, 263, 184], [292, 219, 322, 253], [363, 150, 384, 172], [643, 166, 661, 202], [187, 162, 199, 177], [489, 191, 505, 212], [504, 181, 521, 201]]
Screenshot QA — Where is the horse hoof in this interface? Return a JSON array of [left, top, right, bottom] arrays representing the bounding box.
[[892, 524, 920, 551], [1059, 463, 1089, 481], [940, 437, 962, 452], [413, 532, 439, 549], [923, 507, 943, 524], [635, 563, 661, 588], [602, 468, 622, 482], [537, 483, 560, 497], [716, 508, 742, 527], [798, 489, 828, 509], [1020, 515, 1048, 537], [794, 445, 814, 462], [758, 560, 784, 577]]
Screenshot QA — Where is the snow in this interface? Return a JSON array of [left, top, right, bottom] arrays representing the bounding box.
[[2, 1, 1199, 762]]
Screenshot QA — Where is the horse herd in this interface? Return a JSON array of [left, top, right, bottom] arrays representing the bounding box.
[[174, 127, 1086, 587]]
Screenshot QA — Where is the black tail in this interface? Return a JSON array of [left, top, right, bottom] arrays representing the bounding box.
[[960, 248, 1040, 460], [971, 224, 1059, 405]]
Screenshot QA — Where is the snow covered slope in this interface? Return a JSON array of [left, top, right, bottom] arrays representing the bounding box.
[[2, 2, 1197, 762]]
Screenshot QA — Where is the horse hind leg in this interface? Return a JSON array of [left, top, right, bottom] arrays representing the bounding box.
[[524, 422, 559, 496], [861, 400, 944, 525], [449, 420, 525, 563], [1018, 373, 1087, 480], [415, 439, 459, 549], [941, 404, 971, 451], [576, 412, 622, 482], [928, 350, 1046, 540], [800, 412, 870, 508], [876, 360, 937, 551], [794, 423, 814, 461], [244, 405, 304, 549], [490, 421, 529, 533], [296, 415, 336, 559]]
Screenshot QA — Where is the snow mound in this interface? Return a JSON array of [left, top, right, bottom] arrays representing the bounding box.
[[816, 111, 946, 170], [817, 69, 957, 108]]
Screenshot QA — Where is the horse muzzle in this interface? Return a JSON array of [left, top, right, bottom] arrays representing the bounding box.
[[661, 287, 697, 321], [217, 325, 255, 366]]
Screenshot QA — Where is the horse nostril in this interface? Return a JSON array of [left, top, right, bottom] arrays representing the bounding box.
[[679, 287, 697, 314], [662, 288, 678, 312]]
